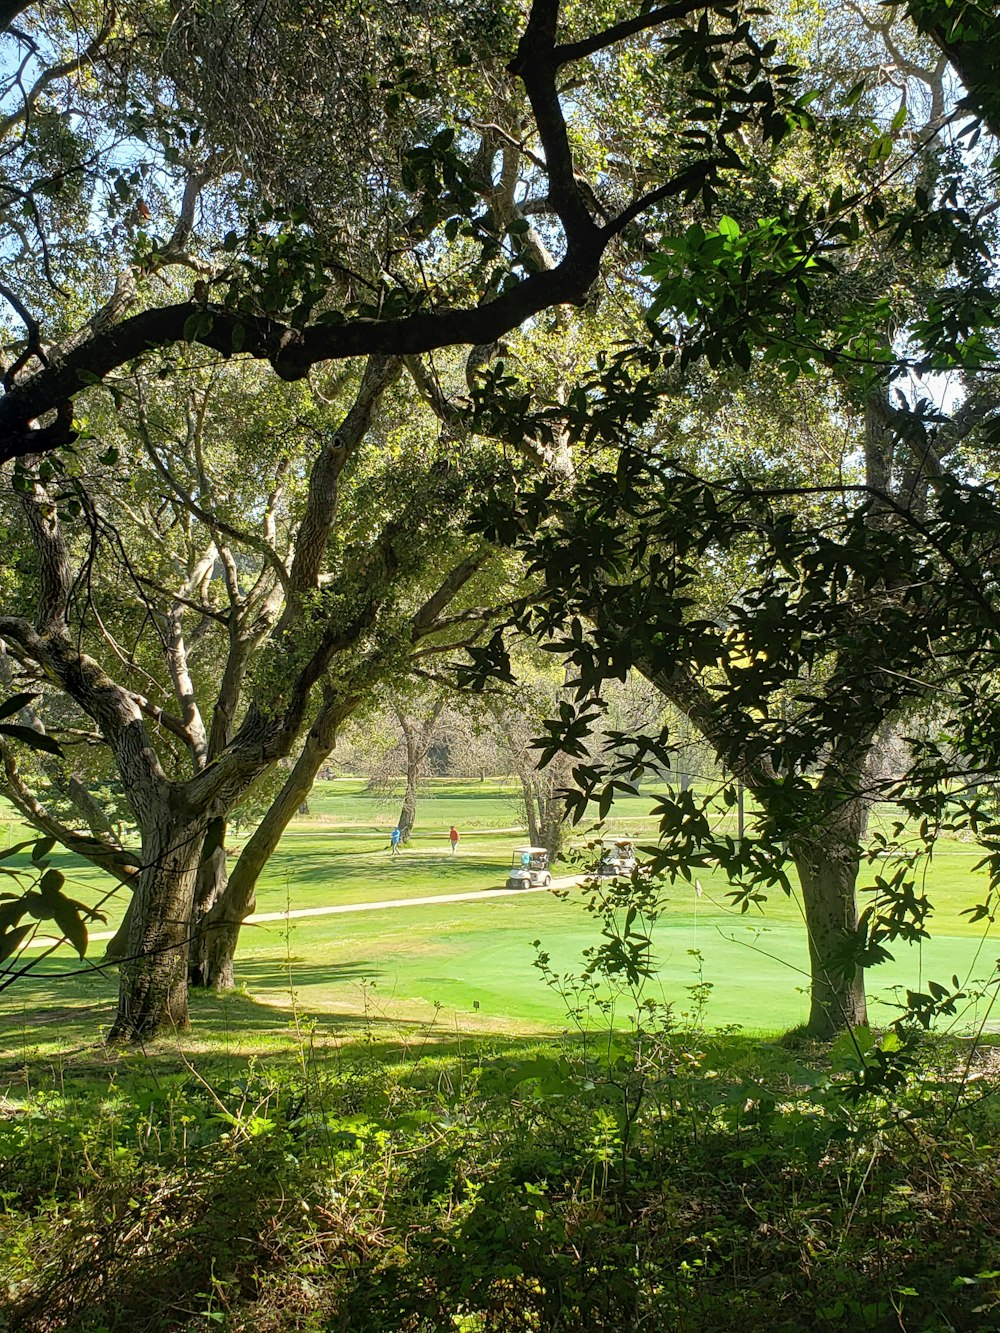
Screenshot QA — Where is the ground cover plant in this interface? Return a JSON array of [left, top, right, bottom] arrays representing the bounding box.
[[3, 995, 1000, 1330]]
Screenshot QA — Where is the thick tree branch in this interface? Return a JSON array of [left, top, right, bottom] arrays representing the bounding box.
[[284, 354, 401, 604], [0, 614, 169, 797], [18, 470, 72, 632], [0, 251, 608, 464], [410, 555, 488, 639], [162, 545, 216, 770], [404, 354, 465, 434], [508, 2, 599, 250], [0, 277, 48, 387], [554, 0, 729, 65], [126, 689, 193, 744], [0, 3, 33, 32], [0, 0, 749, 466], [602, 181, 684, 241]]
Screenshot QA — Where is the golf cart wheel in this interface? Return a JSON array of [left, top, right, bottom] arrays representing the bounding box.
[[542, 874, 551, 887]]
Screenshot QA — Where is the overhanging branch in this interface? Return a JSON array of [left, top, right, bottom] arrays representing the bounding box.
[[554, 0, 732, 65], [0, 255, 605, 465]]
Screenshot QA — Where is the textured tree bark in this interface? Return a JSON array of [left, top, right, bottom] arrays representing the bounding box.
[[396, 717, 421, 843], [4, 359, 479, 1037], [102, 895, 135, 963], [539, 786, 569, 859], [515, 759, 570, 856], [188, 835, 230, 989], [396, 781, 418, 843], [522, 775, 544, 848], [790, 798, 869, 1038], [636, 651, 878, 1038], [108, 807, 207, 1041]]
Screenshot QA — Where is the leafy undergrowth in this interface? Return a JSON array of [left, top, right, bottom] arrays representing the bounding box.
[[1, 1027, 999, 1332]]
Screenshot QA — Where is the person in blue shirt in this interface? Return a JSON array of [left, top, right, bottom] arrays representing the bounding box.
[[390, 826, 402, 855]]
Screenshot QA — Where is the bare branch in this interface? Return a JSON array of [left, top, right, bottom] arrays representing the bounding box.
[[469, 119, 548, 173], [410, 554, 488, 639], [17, 468, 72, 631], [404, 354, 465, 434], [130, 571, 229, 624], [283, 354, 401, 607], [0, 277, 48, 386], [134, 403, 291, 596], [163, 157, 227, 256], [0, 8, 117, 138], [602, 181, 682, 241]]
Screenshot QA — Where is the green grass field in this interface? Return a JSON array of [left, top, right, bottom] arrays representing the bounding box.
[[3, 777, 999, 1056]]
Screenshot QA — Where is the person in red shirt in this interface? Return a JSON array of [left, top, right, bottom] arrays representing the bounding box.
[[449, 825, 460, 855]]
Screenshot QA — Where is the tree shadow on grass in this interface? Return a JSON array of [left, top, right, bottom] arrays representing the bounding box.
[[250, 847, 512, 905], [267, 847, 508, 874], [0, 959, 395, 1067], [4, 1030, 604, 1333], [228, 957, 381, 990], [0, 953, 548, 1078], [4, 1133, 323, 1333]]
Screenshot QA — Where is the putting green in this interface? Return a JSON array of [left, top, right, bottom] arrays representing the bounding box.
[[234, 881, 999, 1035]]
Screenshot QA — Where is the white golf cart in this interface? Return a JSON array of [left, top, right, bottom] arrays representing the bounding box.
[[597, 838, 637, 878], [506, 845, 552, 890]]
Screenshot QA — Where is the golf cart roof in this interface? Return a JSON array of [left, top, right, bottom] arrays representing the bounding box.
[[512, 845, 548, 855], [600, 837, 634, 846]]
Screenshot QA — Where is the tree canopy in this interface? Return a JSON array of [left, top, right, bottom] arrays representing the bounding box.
[[1, 0, 999, 1039]]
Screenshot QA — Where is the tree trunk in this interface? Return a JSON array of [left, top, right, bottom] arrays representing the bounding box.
[[108, 806, 207, 1041], [539, 794, 568, 859], [396, 760, 418, 842], [636, 653, 881, 1038], [522, 776, 544, 847], [102, 895, 135, 963], [540, 746, 573, 857], [188, 835, 230, 989], [191, 699, 353, 989], [60, 773, 119, 838], [515, 759, 571, 856], [790, 800, 869, 1038], [393, 699, 445, 842]]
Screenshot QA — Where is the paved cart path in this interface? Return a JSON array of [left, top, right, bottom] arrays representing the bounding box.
[[21, 875, 583, 950], [245, 875, 581, 923]]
